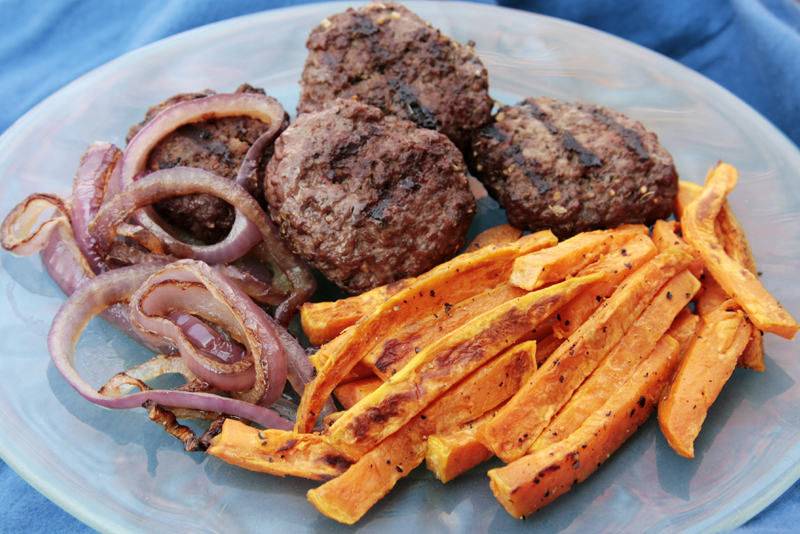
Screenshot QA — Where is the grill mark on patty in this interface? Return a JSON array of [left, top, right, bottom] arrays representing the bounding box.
[[389, 78, 438, 130], [525, 169, 551, 195], [584, 106, 650, 161], [520, 100, 560, 135], [562, 130, 602, 167]]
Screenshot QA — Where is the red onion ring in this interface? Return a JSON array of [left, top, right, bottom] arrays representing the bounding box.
[[0, 193, 70, 256], [41, 220, 94, 297], [167, 311, 247, 364], [47, 262, 292, 430], [70, 142, 121, 274], [212, 263, 288, 306], [90, 167, 315, 324], [119, 93, 288, 264], [128, 260, 286, 406]]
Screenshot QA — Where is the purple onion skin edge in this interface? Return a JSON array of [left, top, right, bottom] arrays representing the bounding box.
[[46, 263, 293, 431]]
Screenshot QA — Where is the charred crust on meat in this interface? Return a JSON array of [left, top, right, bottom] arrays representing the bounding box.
[[126, 84, 289, 244], [264, 98, 475, 294], [469, 95, 678, 239], [298, 1, 493, 152]]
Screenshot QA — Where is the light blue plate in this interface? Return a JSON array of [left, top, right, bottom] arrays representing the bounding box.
[[1, 2, 799, 533]]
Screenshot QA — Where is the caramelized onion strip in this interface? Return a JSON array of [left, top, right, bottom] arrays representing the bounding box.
[[91, 167, 315, 324], [47, 262, 292, 430], [129, 260, 286, 406]]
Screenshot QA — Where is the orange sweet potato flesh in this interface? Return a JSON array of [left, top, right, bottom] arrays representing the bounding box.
[[307, 337, 538, 523], [465, 224, 524, 252], [334, 376, 383, 410], [325, 275, 599, 454], [488, 334, 680, 519], [478, 247, 695, 463], [309, 333, 376, 385], [658, 300, 753, 458], [533, 332, 565, 365], [426, 409, 497, 483], [667, 307, 701, 357], [308, 420, 427, 525], [651, 220, 704, 279], [205, 419, 357, 481], [295, 230, 558, 433], [300, 230, 557, 347], [301, 283, 403, 346], [362, 280, 529, 379], [674, 180, 704, 220], [510, 225, 647, 291], [551, 233, 658, 339], [678, 178, 765, 370], [681, 162, 798, 339], [533, 269, 700, 450]]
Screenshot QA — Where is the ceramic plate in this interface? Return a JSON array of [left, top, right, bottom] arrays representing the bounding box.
[[1, 2, 799, 533]]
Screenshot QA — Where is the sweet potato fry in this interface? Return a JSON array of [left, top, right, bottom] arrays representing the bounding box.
[[510, 225, 647, 291], [488, 334, 680, 518], [300, 230, 557, 347], [674, 180, 704, 220], [533, 270, 700, 450], [295, 230, 558, 433], [308, 337, 538, 523], [308, 332, 376, 385], [301, 283, 405, 346], [694, 272, 729, 317], [307, 420, 427, 525], [334, 376, 383, 410], [552, 233, 658, 339], [478, 247, 695, 463], [533, 332, 565, 365], [658, 300, 753, 458], [205, 419, 358, 481], [666, 307, 701, 357], [677, 174, 765, 370], [325, 275, 599, 454], [681, 162, 798, 339], [362, 280, 529, 379], [426, 409, 497, 483], [714, 190, 765, 371], [465, 224, 524, 252], [651, 220, 704, 278]]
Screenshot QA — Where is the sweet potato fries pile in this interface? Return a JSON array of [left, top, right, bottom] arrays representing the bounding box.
[[204, 162, 797, 523]]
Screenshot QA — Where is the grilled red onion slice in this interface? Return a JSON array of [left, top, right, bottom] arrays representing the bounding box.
[[0, 193, 70, 256], [129, 260, 286, 406], [71, 142, 121, 274], [167, 311, 247, 364], [91, 167, 315, 324], [47, 262, 292, 430], [212, 263, 287, 306], [41, 220, 94, 296], [119, 93, 287, 264]]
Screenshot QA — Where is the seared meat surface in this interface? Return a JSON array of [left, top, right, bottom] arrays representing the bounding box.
[[264, 98, 476, 294], [298, 1, 493, 153], [469, 96, 678, 239], [126, 84, 289, 244]]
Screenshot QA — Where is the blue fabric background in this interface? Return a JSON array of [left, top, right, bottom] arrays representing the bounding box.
[[1, 0, 800, 532]]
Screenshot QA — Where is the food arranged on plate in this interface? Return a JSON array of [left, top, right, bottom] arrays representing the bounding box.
[[1, 0, 797, 525]]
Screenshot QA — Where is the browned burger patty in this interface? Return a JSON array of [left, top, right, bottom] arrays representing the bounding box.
[[264, 98, 476, 294], [297, 1, 493, 153], [126, 84, 289, 244], [469, 96, 678, 239]]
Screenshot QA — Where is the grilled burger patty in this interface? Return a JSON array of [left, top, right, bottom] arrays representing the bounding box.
[[264, 98, 476, 294], [469, 96, 679, 239], [297, 0, 493, 153], [126, 84, 289, 244]]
